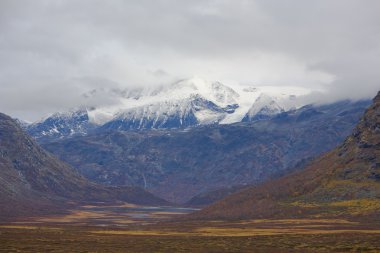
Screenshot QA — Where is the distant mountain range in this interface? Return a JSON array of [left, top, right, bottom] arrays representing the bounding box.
[[191, 91, 380, 220], [26, 77, 314, 142], [0, 113, 169, 219], [41, 99, 371, 203], [17, 78, 374, 205], [1, 79, 377, 222]]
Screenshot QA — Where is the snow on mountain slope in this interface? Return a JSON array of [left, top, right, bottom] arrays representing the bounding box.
[[151, 77, 240, 107], [241, 87, 310, 122], [220, 85, 312, 123], [28, 77, 316, 138], [100, 95, 227, 130], [27, 108, 95, 142], [87, 77, 242, 129], [244, 93, 285, 120], [90, 77, 313, 128]]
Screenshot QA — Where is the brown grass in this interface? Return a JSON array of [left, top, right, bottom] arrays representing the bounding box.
[[1, 204, 380, 252]]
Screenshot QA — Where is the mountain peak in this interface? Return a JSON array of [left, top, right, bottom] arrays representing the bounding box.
[[27, 108, 95, 142]]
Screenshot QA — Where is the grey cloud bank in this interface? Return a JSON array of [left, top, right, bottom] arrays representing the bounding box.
[[0, 0, 379, 121]]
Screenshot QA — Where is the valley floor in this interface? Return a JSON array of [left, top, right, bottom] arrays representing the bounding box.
[[0, 203, 379, 253]]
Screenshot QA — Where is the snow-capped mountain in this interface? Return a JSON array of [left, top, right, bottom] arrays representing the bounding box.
[[98, 78, 242, 130], [100, 95, 230, 131], [220, 85, 310, 124], [241, 90, 305, 122], [27, 77, 315, 140], [242, 94, 285, 121], [88, 77, 311, 127], [27, 108, 95, 142]]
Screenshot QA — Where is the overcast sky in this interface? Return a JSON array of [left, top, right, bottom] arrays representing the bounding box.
[[0, 0, 379, 121]]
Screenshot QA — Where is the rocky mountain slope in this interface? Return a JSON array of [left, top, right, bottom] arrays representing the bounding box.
[[42, 100, 370, 203], [0, 113, 169, 219], [26, 109, 96, 143], [191, 91, 380, 220]]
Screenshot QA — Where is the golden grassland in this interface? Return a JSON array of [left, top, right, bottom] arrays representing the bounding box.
[[1, 221, 380, 252], [1, 204, 380, 252], [24, 203, 187, 225], [289, 198, 380, 217], [237, 218, 358, 225], [330, 199, 380, 215], [1, 219, 380, 252]]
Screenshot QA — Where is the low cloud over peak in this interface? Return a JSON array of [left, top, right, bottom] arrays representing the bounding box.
[[0, 0, 379, 121]]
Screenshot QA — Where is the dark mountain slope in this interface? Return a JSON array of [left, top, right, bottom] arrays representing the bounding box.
[[185, 185, 247, 207], [0, 113, 169, 219], [191, 92, 380, 220], [185, 158, 312, 207], [42, 100, 370, 203]]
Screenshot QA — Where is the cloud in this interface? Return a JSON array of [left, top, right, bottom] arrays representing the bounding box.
[[0, 0, 379, 121]]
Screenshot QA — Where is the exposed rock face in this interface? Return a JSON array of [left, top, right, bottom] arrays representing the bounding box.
[[0, 113, 169, 219], [42, 100, 370, 203], [191, 92, 380, 220], [26, 109, 95, 142]]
